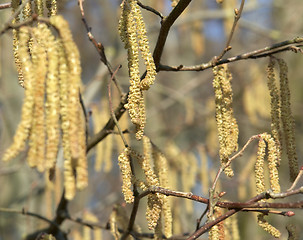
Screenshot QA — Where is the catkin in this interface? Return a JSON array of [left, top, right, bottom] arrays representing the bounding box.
[[118, 148, 134, 203], [152, 146, 172, 238], [267, 58, 282, 166], [213, 64, 239, 177], [2, 28, 35, 161], [27, 25, 48, 171], [50, 15, 88, 197], [118, 0, 156, 140], [255, 139, 266, 194], [257, 214, 281, 238], [278, 58, 298, 181]]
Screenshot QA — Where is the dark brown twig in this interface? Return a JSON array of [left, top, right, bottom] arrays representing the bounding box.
[[137, 1, 163, 19], [153, 0, 192, 69], [78, 0, 123, 96]]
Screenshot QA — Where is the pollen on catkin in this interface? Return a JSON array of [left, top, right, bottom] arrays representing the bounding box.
[[213, 64, 239, 177], [278, 58, 298, 181], [3, 14, 88, 200], [118, 0, 156, 140], [262, 133, 281, 193], [46, 0, 58, 16], [11, 0, 23, 87], [50, 15, 88, 196], [117, 147, 134, 203], [255, 139, 266, 195], [257, 214, 281, 238], [267, 58, 282, 166], [2, 28, 35, 162], [152, 146, 172, 238], [27, 25, 48, 171]]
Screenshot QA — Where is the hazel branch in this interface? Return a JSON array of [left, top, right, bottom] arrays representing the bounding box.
[[77, 0, 123, 96], [215, 0, 246, 61], [158, 37, 303, 71]]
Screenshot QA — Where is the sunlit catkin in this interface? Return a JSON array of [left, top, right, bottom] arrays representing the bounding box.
[[118, 0, 156, 140], [46, 0, 58, 16], [255, 139, 266, 194], [152, 146, 172, 238], [278, 58, 298, 181], [11, 0, 23, 87], [267, 58, 282, 166], [2, 28, 35, 161], [34, 0, 44, 16], [50, 15, 88, 195], [118, 147, 134, 203], [257, 214, 281, 238], [213, 64, 239, 177], [262, 133, 280, 193], [27, 25, 48, 171]]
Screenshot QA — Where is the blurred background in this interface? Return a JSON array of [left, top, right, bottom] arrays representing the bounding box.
[[1, 0, 303, 239]]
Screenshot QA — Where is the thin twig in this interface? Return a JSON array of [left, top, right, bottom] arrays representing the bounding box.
[[153, 0, 192, 69], [137, 1, 163, 19], [0, 2, 11, 9], [0, 0, 31, 35], [288, 166, 303, 191], [158, 37, 303, 71], [78, 0, 123, 96], [0, 207, 62, 229], [107, 65, 128, 148], [215, 0, 246, 61]]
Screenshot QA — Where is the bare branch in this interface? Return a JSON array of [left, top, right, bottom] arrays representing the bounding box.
[[158, 37, 303, 71]]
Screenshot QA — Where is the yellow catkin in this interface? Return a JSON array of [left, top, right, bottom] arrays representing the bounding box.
[[146, 194, 163, 230], [152, 147, 172, 238], [109, 208, 120, 240], [141, 136, 160, 186], [27, 25, 48, 171], [57, 39, 75, 200], [135, 137, 163, 230], [255, 139, 266, 194], [224, 214, 239, 240], [257, 214, 281, 238], [22, 1, 32, 19], [2, 28, 35, 161], [34, 0, 44, 16], [213, 65, 239, 177], [154, 217, 163, 240], [267, 58, 282, 166], [50, 15, 88, 196], [118, 147, 134, 203], [262, 133, 281, 193], [46, 0, 58, 16], [76, 111, 88, 190], [133, 1, 156, 91], [83, 211, 102, 240], [11, 0, 23, 87], [41, 26, 60, 171], [209, 224, 220, 240], [119, 0, 156, 140], [278, 59, 298, 181]]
